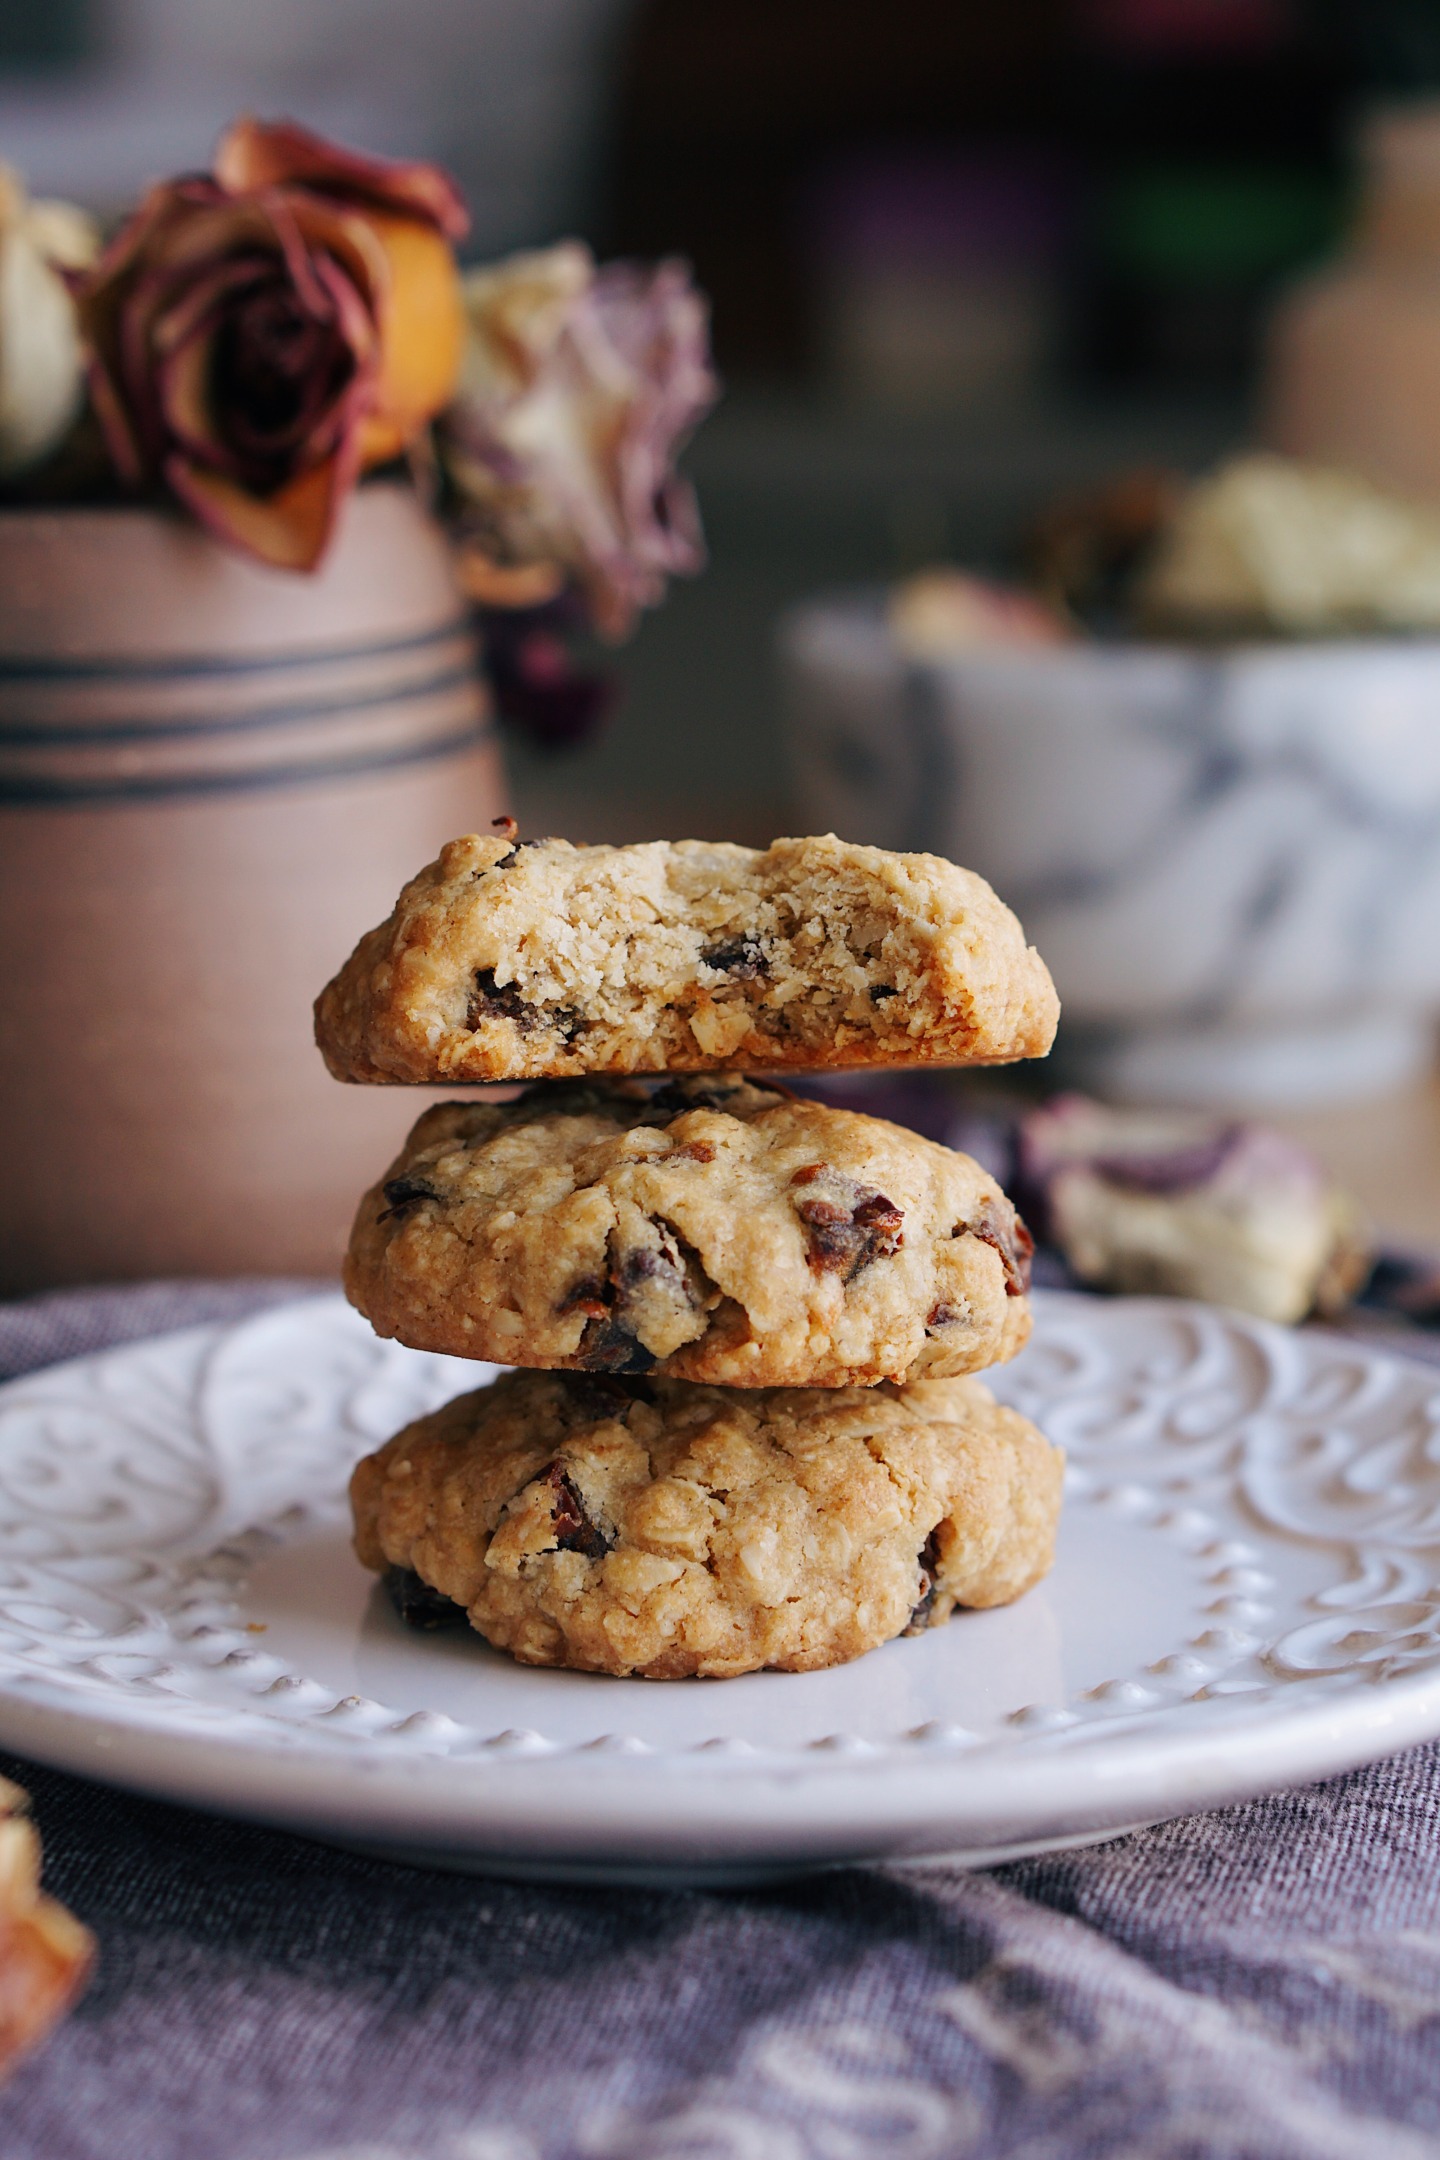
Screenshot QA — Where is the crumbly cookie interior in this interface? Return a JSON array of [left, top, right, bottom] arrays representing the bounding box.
[[316, 832, 1058, 1081], [462, 838, 952, 1059]]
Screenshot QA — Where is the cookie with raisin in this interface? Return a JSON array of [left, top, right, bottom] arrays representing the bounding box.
[[315, 831, 1058, 1084], [344, 1076, 1033, 1388], [352, 1367, 1062, 1678]]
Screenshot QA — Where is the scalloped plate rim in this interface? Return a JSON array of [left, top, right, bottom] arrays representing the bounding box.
[[1, 1291, 1439, 1879]]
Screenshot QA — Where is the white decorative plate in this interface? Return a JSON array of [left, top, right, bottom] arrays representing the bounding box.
[[1, 1291, 1439, 1884]]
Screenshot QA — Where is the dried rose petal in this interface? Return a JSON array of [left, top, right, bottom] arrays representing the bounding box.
[[215, 115, 468, 239], [1019, 1093, 1370, 1325], [0, 1782, 92, 2081]]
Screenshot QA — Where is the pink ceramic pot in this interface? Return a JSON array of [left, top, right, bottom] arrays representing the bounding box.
[[0, 482, 507, 1291]]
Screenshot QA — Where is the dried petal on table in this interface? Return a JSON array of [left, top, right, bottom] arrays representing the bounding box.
[[0, 1777, 93, 2080]]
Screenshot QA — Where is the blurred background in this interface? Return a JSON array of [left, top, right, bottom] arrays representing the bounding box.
[[12, 0, 1440, 1292], [0, 0, 1421, 838]]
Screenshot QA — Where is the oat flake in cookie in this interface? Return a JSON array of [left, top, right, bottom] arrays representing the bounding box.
[[351, 1368, 1063, 1678], [344, 1076, 1034, 1388], [314, 831, 1059, 1083]]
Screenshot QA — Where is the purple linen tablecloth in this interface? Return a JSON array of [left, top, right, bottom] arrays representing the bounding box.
[[2, 1282, 1440, 2160]]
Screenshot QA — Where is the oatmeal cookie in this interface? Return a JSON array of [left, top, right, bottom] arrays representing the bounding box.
[[351, 1368, 1063, 1677], [315, 830, 1058, 1083], [344, 1075, 1033, 1387]]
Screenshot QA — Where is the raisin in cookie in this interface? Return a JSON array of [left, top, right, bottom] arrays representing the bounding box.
[[315, 831, 1058, 1083], [352, 1368, 1063, 1678], [344, 1076, 1033, 1387]]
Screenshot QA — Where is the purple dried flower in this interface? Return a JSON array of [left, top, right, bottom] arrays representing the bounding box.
[[439, 242, 718, 640]]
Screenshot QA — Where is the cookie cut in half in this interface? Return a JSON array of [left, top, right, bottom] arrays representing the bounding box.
[[315, 831, 1059, 1083], [344, 1076, 1034, 1388], [352, 1368, 1064, 1678]]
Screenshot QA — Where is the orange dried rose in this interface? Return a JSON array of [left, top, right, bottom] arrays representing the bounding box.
[[214, 118, 467, 469], [74, 118, 466, 571], [0, 1780, 92, 2080]]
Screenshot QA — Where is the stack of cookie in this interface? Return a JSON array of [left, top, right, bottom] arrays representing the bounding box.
[[315, 828, 1064, 1678]]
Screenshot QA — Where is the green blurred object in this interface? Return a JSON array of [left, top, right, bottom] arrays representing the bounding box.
[[1101, 165, 1343, 281], [0, 0, 92, 71]]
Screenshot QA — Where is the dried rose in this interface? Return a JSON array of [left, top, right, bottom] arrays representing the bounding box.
[[74, 118, 467, 571], [0, 164, 98, 479], [440, 242, 718, 639], [214, 117, 467, 469]]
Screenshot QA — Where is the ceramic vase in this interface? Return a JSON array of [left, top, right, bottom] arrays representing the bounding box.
[[0, 482, 506, 1291]]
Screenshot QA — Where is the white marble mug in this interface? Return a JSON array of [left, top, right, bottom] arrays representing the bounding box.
[[781, 595, 1440, 1106]]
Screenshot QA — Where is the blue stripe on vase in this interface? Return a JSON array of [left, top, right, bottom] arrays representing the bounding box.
[[0, 616, 472, 684], [0, 661, 480, 746], [0, 718, 496, 806]]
